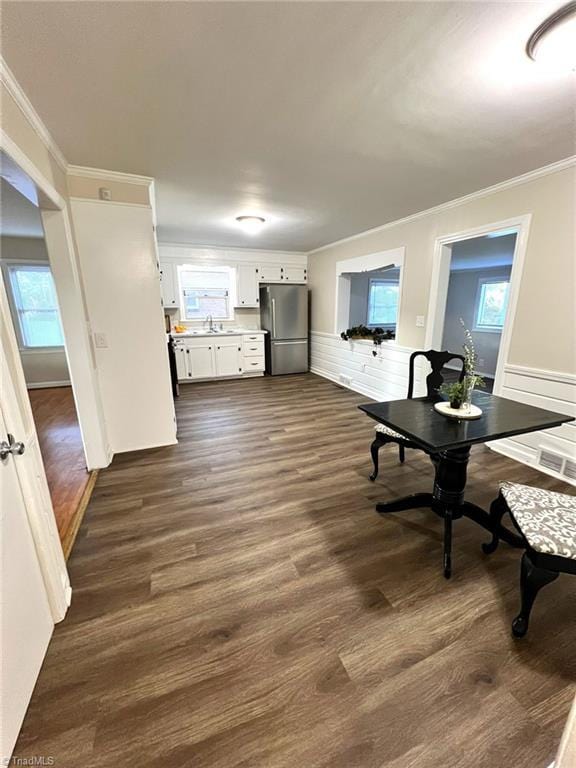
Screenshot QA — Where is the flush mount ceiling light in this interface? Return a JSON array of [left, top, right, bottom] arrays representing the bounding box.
[[235, 215, 266, 234], [526, 1, 576, 71]]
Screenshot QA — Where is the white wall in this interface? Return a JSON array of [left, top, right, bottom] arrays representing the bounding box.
[[70, 199, 177, 454], [158, 243, 307, 328], [0, 236, 70, 387]]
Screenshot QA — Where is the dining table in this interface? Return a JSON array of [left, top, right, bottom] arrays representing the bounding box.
[[359, 390, 574, 578]]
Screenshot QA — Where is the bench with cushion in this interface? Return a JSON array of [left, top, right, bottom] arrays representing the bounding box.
[[483, 481, 576, 637]]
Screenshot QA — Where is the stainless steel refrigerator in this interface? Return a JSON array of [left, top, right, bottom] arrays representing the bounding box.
[[259, 284, 308, 375]]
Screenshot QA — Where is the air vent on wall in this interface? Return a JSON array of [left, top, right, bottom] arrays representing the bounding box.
[[538, 450, 564, 474], [563, 459, 576, 481], [339, 374, 352, 387]]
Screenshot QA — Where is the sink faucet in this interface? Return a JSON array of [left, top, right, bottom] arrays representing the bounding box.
[[205, 314, 215, 332]]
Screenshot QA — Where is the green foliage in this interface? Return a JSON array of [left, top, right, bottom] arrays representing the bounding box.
[[340, 325, 395, 345]]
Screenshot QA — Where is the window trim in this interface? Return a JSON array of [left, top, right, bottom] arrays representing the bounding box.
[[473, 275, 511, 333], [366, 277, 400, 330], [177, 264, 235, 322], [2, 260, 66, 351]]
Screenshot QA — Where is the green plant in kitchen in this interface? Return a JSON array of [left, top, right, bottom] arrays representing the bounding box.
[[439, 320, 484, 409], [340, 325, 395, 346]]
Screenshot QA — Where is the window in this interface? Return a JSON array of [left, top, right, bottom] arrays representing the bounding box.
[[474, 277, 510, 331], [7, 264, 64, 348], [367, 279, 399, 328], [178, 266, 233, 321]]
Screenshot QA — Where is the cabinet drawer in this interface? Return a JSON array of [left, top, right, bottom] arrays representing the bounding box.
[[243, 356, 265, 372], [242, 339, 265, 357]]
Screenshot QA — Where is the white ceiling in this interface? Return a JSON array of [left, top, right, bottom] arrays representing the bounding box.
[[0, 178, 44, 238], [1, 2, 574, 251]]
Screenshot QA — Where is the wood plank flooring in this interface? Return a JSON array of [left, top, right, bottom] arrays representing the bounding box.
[[15, 374, 576, 767], [28, 386, 92, 547]]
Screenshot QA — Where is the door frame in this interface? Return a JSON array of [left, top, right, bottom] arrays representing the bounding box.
[[424, 214, 531, 395], [0, 133, 109, 618], [1, 135, 110, 470]]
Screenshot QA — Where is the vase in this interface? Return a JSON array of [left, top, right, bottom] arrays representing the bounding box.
[[462, 375, 475, 413]]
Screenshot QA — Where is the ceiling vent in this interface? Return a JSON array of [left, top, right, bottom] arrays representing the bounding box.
[[538, 450, 565, 474], [563, 459, 576, 481]]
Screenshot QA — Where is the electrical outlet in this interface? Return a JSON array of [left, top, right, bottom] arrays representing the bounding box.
[[416, 315, 425, 327], [94, 332, 108, 349]]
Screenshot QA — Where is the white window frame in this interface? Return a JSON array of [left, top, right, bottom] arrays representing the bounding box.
[[2, 260, 65, 351], [177, 264, 235, 322], [366, 277, 400, 330], [473, 275, 511, 333]]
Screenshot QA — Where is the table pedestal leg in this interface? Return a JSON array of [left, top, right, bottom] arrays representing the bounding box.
[[374, 446, 521, 576]]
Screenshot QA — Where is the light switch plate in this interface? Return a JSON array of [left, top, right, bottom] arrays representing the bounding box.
[[94, 332, 108, 349], [416, 315, 425, 327]]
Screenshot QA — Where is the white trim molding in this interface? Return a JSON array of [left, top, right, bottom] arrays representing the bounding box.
[[1, 56, 68, 173], [67, 164, 154, 187], [27, 380, 71, 389], [308, 155, 576, 255]]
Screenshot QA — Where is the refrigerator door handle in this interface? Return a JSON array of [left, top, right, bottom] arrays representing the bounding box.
[[272, 340, 307, 345], [271, 297, 277, 338]]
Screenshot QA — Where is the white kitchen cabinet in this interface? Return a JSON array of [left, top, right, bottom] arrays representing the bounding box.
[[257, 264, 283, 283], [174, 343, 188, 380], [188, 341, 216, 379], [283, 266, 307, 283], [236, 264, 260, 308], [215, 339, 243, 377], [160, 262, 179, 309]]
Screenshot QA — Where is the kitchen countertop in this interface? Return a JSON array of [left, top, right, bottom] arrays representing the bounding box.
[[171, 328, 266, 338]]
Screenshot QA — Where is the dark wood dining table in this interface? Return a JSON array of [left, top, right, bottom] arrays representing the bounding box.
[[359, 390, 574, 578]]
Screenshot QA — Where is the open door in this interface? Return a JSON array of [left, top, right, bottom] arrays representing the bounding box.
[[0, 275, 70, 759], [0, 406, 54, 760]]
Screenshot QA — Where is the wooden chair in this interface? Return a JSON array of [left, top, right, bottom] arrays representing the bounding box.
[[369, 349, 465, 481], [483, 482, 576, 637]]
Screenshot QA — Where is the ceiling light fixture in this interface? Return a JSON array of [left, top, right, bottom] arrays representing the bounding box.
[[526, 2, 576, 71], [235, 215, 266, 234]]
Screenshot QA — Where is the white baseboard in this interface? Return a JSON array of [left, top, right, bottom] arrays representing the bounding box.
[[27, 380, 71, 389]]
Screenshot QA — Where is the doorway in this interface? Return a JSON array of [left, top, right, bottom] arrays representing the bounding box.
[[440, 232, 517, 393], [1, 175, 94, 557], [425, 216, 530, 396]]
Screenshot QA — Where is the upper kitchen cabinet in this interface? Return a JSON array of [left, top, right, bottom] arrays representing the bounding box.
[[283, 266, 307, 283], [236, 264, 260, 308], [159, 262, 179, 309], [257, 264, 283, 282]]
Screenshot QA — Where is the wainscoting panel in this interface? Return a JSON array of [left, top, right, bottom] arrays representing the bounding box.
[[489, 364, 576, 486], [310, 331, 424, 402]]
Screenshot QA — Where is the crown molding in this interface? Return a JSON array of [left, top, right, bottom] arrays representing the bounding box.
[[67, 164, 154, 187], [158, 242, 307, 256], [0, 56, 68, 173], [308, 154, 576, 256]]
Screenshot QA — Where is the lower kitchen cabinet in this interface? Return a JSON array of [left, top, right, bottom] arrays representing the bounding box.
[[214, 340, 243, 377], [174, 334, 265, 382]]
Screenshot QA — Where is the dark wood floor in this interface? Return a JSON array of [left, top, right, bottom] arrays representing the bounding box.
[[28, 386, 92, 549], [15, 374, 576, 767]]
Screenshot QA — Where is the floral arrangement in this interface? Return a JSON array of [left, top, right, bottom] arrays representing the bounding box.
[[340, 325, 395, 346], [439, 320, 484, 409]]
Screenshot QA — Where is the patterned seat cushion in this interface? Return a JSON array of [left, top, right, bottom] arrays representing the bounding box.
[[500, 481, 576, 560], [374, 423, 409, 441]]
